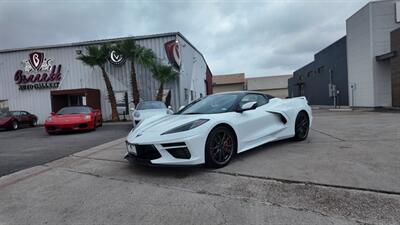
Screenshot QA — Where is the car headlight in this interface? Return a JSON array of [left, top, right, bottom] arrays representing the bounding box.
[[134, 111, 140, 118], [161, 119, 209, 135], [84, 115, 91, 120], [46, 117, 52, 122]]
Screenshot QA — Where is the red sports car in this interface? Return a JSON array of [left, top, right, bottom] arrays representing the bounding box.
[[0, 110, 38, 130], [44, 106, 102, 134]]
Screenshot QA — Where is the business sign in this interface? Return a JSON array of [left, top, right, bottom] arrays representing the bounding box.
[[164, 40, 181, 70], [108, 50, 126, 65], [14, 52, 62, 90]]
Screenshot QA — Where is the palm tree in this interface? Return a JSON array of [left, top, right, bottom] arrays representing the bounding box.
[[114, 39, 156, 106], [77, 44, 119, 121], [151, 64, 179, 101]]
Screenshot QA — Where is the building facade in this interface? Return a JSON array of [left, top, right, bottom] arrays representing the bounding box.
[[212, 73, 245, 93], [347, 0, 400, 107], [289, 36, 349, 106], [0, 32, 213, 123], [246, 75, 292, 98]]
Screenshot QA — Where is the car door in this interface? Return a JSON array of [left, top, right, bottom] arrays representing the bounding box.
[[20, 111, 30, 125], [233, 94, 284, 152]]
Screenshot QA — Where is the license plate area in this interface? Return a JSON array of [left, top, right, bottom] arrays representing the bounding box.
[[126, 142, 137, 155]]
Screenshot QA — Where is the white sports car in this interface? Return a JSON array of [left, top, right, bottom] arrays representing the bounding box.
[[131, 101, 173, 126], [125, 91, 312, 168]]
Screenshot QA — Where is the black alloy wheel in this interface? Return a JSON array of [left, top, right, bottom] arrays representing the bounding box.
[[31, 119, 37, 127], [293, 111, 309, 141], [205, 126, 236, 168]]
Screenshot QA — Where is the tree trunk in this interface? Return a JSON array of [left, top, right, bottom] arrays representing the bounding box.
[[130, 61, 140, 106], [100, 66, 119, 121], [156, 82, 164, 101]]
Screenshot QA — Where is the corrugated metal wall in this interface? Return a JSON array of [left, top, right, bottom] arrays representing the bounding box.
[[0, 34, 208, 123]]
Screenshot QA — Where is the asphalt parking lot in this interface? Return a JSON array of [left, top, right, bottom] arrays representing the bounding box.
[[0, 110, 399, 224], [0, 122, 132, 177]]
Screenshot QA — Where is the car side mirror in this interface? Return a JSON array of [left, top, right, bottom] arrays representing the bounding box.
[[51, 112, 56, 116], [237, 101, 257, 113], [179, 105, 185, 111]]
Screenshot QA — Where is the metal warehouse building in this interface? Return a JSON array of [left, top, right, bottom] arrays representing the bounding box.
[[0, 32, 213, 123]]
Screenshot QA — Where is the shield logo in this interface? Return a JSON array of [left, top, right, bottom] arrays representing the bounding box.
[[29, 52, 44, 71], [164, 40, 181, 70]]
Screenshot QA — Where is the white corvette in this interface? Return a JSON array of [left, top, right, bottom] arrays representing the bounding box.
[[125, 91, 312, 168]]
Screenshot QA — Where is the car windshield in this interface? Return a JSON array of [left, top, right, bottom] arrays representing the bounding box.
[[179, 93, 240, 114], [137, 101, 166, 110], [57, 107, 92, 115]]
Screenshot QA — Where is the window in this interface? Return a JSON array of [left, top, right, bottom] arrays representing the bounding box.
[[184, 89, 189, 101], [136, 101, 166, 110], [239, 94, 268, 108], [10, 111, 21, 116], [317, 66, 325, 74], [178, 93, 240, 114], [0, 100, 9, 113]]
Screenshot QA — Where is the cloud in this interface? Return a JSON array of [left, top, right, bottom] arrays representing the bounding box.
[[0, 0, 370, 77]]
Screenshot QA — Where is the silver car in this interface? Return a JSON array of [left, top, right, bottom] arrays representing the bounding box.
[[131, 101, 173, 127]]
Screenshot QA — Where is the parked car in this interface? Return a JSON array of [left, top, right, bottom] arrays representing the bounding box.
[[125, 91, 312, 168], [44, 106, 102, 134], [131, 101, 173, 127], [0, 110, 38, 130]]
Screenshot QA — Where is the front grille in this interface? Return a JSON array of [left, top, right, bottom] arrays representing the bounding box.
[[47, 126, 57, 131], [78, 123, 88, 128], [135, 145, 161, 160]]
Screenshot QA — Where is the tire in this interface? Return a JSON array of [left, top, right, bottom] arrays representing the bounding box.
[[293, 111, 310, 141], [11, 120, 19, 130], [92, 121, 97, 131], [98, 118, 103, 127], [31, 119, 37, 127], [205, 126, 237, 168]]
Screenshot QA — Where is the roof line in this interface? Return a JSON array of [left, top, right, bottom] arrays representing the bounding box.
[[0, 32, 197, 57], [0, 31, 211, 75]]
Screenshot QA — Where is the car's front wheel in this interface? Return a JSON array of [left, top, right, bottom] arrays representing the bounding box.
[[11, 120, 19, 130], [31, 119, 37, 127], [205, 126, 236, 168]]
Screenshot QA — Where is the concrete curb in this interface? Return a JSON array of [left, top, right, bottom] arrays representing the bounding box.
[[73, 137, 126, 157]]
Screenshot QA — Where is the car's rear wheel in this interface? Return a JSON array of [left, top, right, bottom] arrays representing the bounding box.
[[205, 126, 236, 168], [293, 111, 309, 141], [31, 119, 37, 127], [11, 121, 19, 130]]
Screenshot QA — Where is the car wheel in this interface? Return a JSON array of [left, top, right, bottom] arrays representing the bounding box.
[[98, 118, 103, 127], [93, 121, 97, 131], [11, 120, 19, 130], [205, 126, 236, 168], [293, 111, 309, 141], [31, 119, 37, 127]]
